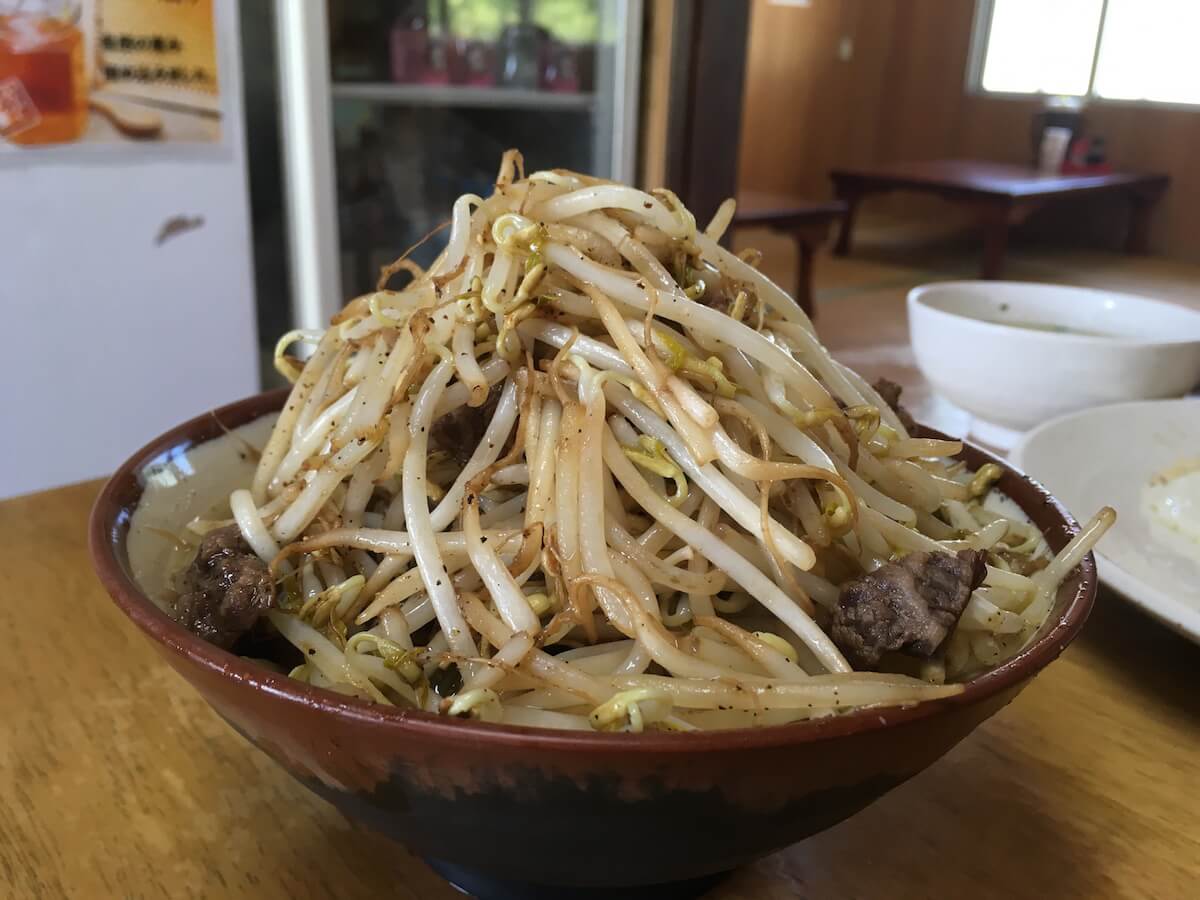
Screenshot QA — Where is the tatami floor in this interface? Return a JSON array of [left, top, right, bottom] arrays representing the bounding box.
[[734, 217, 1200, 439]]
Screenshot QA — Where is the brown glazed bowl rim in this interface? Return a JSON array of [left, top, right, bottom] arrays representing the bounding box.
[[89, 388, 1097, 755]]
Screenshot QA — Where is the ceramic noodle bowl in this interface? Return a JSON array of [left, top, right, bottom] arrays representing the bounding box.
[[89, 390, 1097, 897], [908, 281, 1200, 449]]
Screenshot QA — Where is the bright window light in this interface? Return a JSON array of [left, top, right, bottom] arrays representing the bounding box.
[[1093, 0, 1200, 104], [974, 0, 1200, 105], [980, 0, 1104, 96]]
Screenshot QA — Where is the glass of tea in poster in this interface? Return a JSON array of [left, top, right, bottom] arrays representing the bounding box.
[[0, 0, 222, 148], [0, 1, 86, 144]]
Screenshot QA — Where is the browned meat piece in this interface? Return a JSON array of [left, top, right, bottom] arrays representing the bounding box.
[[697, 279, 734, 315], [174, 525, 275, 649], [871, 377, 918, 434], [691, 264, 751, 318], [430, 382, 502, 465], [831, 549, 987, 669]]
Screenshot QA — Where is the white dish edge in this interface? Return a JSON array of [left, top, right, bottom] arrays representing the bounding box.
[[1011, 402, 1200, 645]]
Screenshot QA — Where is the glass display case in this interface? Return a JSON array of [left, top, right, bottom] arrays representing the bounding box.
[[268, 0, 642, 332]]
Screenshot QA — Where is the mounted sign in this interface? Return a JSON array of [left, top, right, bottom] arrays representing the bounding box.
[[0, 0, 222, 149]]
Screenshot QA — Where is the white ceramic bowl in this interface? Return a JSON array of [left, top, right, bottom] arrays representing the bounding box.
[[908, 281, 1200, 445]]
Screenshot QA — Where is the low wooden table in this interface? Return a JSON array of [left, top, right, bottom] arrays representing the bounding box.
[[830, 160, 1169, 279], [2, 480, 1197, 898], [732, 191, 846, 317]]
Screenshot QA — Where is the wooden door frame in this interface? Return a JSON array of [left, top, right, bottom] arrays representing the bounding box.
[[658, 0, 751, 229]]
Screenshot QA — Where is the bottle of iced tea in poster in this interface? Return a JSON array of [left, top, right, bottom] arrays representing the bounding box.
[[0, 1, 86, 145]]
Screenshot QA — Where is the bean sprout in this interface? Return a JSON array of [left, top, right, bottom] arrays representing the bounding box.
[[179, 153, 1112, 731]]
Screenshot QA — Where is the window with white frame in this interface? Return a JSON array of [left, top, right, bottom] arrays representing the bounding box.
[[971, 0, 1200, 105]]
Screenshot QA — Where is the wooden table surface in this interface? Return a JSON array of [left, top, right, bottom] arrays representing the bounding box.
[[2, 480, 1198, 899], [828, 159, 1170, 280], [828, 159, 1169, 199]]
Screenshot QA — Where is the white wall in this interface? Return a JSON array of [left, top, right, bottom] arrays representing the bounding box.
[[0, 0, 259, 499]]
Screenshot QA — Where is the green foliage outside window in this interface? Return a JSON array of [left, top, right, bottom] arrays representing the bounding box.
[[443, 0, 599, 43]]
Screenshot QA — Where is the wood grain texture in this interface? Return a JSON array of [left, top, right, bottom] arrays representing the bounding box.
[[738, 0, 1200, 262], [637, 0, 677, 189], [2, 478, 1197, 899]]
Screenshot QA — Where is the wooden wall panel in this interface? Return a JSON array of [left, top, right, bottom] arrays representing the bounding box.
[[737, 0, 845, 196], [872, 0, 975, 162]]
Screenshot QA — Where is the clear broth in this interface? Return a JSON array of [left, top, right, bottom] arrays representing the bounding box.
[[988, 318, 1114, 338]]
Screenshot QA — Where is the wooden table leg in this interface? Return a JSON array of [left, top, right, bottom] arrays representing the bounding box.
[[1126, 186, 1164, 254], [981, 226, 1008, 280], [831, 181, 862, 257], [787, 219, 835, 319], [978, 201, 1013, 280], [794, 233, 816, 318], [976, 199, 1044, 279]]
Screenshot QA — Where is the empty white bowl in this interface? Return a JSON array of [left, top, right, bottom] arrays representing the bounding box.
[[908, 281, 1200, 447]]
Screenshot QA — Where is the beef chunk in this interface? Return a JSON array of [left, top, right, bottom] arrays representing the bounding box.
[[174, 525, 275, 649], [831, 549, 987, 669], [871, 377, 918, 434], [690, 263, 751, 318], [430, 382, 502, 465], [697, 279, 734, 315]]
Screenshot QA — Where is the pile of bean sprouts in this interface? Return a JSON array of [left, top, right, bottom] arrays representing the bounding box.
[[200, 151, 1113, 732]]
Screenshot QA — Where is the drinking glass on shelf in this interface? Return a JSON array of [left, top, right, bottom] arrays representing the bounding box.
[[389, 0, 429, 84], [420, 29, 451, 86], [460, 40, 495, 87], [541, 41, 580, 93], [420, 0, 452, 85], [496, 0, 544, 90]]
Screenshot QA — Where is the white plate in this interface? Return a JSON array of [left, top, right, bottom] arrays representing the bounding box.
[[1010, 400, 1200, 643]]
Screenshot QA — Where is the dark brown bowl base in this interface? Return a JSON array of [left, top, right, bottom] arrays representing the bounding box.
[[424, 859, 728, 900], [207, 677, 1017, 891], [91, 390, 1096, 892]]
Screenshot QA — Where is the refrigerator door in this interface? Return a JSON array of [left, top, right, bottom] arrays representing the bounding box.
[[276, 0, 641, 330], [0, 0, 258, 498]]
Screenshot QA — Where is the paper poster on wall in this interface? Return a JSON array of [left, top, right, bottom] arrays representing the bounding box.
[[0, 0, 221, 149]]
